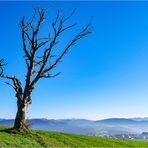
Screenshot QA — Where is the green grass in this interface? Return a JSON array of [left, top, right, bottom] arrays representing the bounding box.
[[0, 126, 148, 147]]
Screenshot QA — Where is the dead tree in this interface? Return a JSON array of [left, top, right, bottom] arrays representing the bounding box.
[[0, 8, 91, 131]]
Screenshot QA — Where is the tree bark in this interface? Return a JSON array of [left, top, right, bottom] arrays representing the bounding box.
[[13, 99, 28, 131]]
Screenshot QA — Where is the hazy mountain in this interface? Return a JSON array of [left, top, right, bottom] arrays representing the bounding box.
[[130, 117, 148, 121], [95, 118, 136, 125], [58, 119, 93, 126], [0, 119, 14, 126]]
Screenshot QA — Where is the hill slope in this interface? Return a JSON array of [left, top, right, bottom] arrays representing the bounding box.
[[0, 126, 148, 147]]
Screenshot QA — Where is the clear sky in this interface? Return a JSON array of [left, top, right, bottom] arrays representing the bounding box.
[[0, 1, 148, 120]]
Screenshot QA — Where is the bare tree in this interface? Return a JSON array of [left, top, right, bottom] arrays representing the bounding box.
[[0, 8, 91, 131]]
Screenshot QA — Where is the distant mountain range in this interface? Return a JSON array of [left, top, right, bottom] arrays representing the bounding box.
[[1, 118, 148, 138]]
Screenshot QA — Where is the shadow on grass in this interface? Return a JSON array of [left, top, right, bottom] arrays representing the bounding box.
[[0, 126, 31, 134], [0, 127, 16, 133]]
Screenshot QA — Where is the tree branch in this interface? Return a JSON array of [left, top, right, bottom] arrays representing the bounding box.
[[0, 59, 4, 76]]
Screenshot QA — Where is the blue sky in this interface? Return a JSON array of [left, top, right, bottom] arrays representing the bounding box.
[[0, 1, 148, 120]]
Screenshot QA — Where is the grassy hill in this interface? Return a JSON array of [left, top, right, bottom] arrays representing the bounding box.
[[0, 126, 148, 147]]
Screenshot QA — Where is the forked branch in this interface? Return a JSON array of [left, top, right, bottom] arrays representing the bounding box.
[[0, 7, 92, 105]]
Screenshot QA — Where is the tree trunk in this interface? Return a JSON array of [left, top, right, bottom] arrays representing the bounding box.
[[13, 100, 28, 131]]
